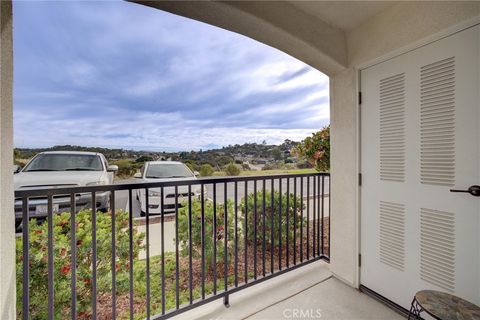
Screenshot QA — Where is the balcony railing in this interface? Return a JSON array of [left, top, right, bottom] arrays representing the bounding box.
[[15, 172, 330, 319]]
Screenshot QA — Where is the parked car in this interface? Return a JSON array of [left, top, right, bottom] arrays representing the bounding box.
[[14, 151, 118, 229], [135, 161, 204, 216]]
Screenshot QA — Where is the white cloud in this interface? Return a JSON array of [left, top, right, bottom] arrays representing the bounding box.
[[13, 1, 330, 151], [14, 108, 325, 150]]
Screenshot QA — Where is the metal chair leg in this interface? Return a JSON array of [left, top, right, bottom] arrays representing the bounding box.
[[408, 297, 421, 320]]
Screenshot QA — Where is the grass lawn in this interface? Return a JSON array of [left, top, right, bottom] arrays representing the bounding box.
[[213, 168, 317, 177]]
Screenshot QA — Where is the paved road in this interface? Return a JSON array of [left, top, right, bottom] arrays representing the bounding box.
[[114, 176, 330, 218]]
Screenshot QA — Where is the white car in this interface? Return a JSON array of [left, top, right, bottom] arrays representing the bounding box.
[[14, 151, 118, 229], [135, 161, 204, 216]]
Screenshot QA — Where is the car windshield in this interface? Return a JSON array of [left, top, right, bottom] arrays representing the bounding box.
[[145, 163, 193, 178], [23, 154, 103, 172]]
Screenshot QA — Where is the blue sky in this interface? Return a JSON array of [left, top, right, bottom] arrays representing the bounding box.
[[13, 1, 329, 151]]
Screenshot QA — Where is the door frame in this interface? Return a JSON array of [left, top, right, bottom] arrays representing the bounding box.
[[355, 16, 480, 289]]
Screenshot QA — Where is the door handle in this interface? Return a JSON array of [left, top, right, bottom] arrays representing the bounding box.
[[450, 185, 480, 197]]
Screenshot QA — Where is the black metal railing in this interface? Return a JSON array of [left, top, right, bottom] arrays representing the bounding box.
[[15, 172, 330, 320]]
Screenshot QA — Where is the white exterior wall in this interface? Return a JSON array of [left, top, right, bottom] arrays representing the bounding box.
[[347, 1, 480, 67], [329, 2, 480, 287], [0, 0, 15, 318], [329, 69, 358, 286]]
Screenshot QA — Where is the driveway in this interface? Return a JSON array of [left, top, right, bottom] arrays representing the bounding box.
[[114, 177, 330, 218]]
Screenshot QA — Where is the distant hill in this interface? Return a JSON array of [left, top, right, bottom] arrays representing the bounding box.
[[14, 140, 300, 166], [14, 145, 173, 161]]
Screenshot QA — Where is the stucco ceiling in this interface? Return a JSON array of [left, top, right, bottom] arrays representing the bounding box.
[[134, 0, 397, 74], [289, 1, 395, 31]]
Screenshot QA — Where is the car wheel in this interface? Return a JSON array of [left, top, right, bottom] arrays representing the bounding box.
[[140, 210, 146, 217], [15, 219, 22, 231], [98, 197, 111, 213]]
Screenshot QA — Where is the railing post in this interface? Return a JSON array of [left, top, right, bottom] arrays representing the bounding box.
[[0, 1, 15, 318], [223, 294, 230, 308]]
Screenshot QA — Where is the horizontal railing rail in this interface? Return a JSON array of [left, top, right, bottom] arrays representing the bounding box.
[[16, 172, 330, 320], [15, 172, 328, 197]]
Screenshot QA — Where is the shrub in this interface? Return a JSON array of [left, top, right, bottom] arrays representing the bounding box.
[[216, 156, 234, 167], [199, 164, 214, 177], [296, 160, 313, 169], [183, 160, 198, 172], [240, 190, 305, 247], [16, 210, 145, 319], [241, 163, 251, 171], [285, 163, 296, 170], [292, 125, 330, 172], [262, 162, 285, 171], [271, 147, 282, 161], [111, 159, 138, 178], [225, 163, 241, 176], [135, 155, 154, 163], [177, 199, 238, 274]]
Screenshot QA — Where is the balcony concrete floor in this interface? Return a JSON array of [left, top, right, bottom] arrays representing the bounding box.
[[171, 261, 405, 320]]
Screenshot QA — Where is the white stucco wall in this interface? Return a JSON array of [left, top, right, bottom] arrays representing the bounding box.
[[348, 1, 480, 67], [0, 1, 15, 318], [329, 69, 358, 286]]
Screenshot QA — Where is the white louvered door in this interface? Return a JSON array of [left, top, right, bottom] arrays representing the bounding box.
[[360, 25, 480, 309]]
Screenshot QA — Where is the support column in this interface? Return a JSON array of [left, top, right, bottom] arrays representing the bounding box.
[[0, 0, 15, 318], [329, 68, 359, 287]]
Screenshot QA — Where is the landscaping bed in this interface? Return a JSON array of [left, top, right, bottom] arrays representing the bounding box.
[[16, 191, 329, 320]]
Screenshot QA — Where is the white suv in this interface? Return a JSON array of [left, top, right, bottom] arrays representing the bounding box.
[[135, 161, 204, 216], [14, 151, 118, 229]]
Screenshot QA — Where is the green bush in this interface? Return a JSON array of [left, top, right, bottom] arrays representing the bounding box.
[[241, 163, 251, 171], [135, 155, 154, 163], [177, 199, 239, 274], [285, 163, 296, 170], [183, 160, 197, 172], [111, 159, 139, 178], [296, 160, 312, 169], [225, 163, 241, 176], [262, 162, 285, 170], [16, 210, 145, 319], [199, 164, 214, 177], [216, 156, 234, 167], [292, 125, 330, 172], [240, 190, 305, 247]]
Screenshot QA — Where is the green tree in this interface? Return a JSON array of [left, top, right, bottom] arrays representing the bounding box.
[[241, 163, 251, 170], [271, 147, 282, 161], [135, 155, 154, 163], [217, 155, 234, 167], [183, 160, 197, 172], [13, 149, 23, 166], [293, 125, 330, 172], [225, 163, 241, 176], [199, 164, 214, 177]]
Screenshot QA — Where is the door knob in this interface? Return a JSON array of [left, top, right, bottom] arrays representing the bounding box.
[[450, 185, 480, 197]]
